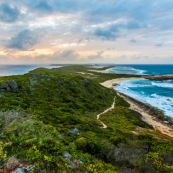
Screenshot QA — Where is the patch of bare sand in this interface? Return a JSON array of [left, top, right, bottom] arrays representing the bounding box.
[[100, 77, 145, 88], [119, 93, 173, 138]]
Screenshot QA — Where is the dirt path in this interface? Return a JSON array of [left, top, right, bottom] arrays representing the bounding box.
[[97, 97, 116, 128]]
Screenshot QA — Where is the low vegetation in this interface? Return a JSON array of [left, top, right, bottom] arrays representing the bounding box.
[[0, 65, 172, 172]]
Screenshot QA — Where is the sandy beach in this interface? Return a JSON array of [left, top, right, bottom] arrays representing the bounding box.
[[101, 77, 173, 138], [101, 77, 145, 89]]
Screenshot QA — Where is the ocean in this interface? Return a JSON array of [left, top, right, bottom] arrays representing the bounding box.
[[106, 65, 173, 118], [0, 64, 61, 77]]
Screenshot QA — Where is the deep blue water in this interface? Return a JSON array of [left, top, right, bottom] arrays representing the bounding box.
[[105, 64, 173, 75], [106, 65, 173, 118], [0, 64, 61, 76]]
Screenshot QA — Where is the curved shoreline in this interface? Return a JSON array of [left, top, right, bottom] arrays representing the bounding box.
[[101, 77, 173, 138], [100, 77, 146, 88]]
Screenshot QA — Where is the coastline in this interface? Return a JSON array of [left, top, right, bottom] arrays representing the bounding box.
[[100, 77, 145, 88], [101, 77, 173, 138]]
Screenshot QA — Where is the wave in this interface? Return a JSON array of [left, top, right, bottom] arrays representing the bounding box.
[[118, 80, 151, 88], [147, 94, 173, 117], [115, 80, 173, 118], [151, 81, 173, 88], [105, 66, 147, 75]]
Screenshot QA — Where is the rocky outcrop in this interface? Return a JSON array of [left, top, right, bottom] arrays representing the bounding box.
[[145, 75, 173, 81], [0, 84, 10, 91], [12, 165, 35, 173], [0, 80, 18, 92], [66, 128, 80, 136], [63, 151, 82, 169]]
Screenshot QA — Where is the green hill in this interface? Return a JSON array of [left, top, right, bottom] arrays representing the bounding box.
[[0, 65, 172, 173]]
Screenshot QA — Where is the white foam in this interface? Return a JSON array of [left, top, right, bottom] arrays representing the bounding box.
[[151, 81, 173, 88], [105, 66, 147, 75], [118, 80, 151, 88], [115, 80, 173, 118], [146, 94, 173, 117]]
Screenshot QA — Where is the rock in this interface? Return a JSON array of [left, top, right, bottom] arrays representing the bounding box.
[[6, 80, 18, 92], [26, 165, 35, 171], [0, 84, 10, 91], [0, 80, 18, 92], [63, 151, 82, 169], [12, 168, 26, 173], [12, 165, 35, 173], [66, 128, 80, 136], [63, 151, 72, 160]]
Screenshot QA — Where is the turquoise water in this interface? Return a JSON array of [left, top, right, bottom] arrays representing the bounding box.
[[105, 65, 173, 75], [0, 65, 61, 76], [107, 65, 173, 118]]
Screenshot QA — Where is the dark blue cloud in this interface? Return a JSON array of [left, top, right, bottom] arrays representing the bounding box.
[[7, 30, 39, 50], [126, 21, 142, 30], [16, 0, 80, 14], [1, 0, 173, 46], [0, 3, 20, 23], [94, 21, 142, 40], [4, 0, 173, 31], [95, 27, 119, 40], [35, 1, 53, 12]]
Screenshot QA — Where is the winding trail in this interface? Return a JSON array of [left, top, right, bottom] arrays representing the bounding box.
[[97, 97, 116, 128]]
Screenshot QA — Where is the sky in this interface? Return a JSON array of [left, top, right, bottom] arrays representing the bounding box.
[[0, 0, 173, 64]]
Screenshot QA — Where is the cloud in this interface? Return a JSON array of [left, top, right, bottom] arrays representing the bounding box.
[[129, 39, 137, 43], [0, 0, 173, 64], [94, 28, 119, 40], [7, 30, 39, 50], [155, 43, 164, 47], [0, 3, 20, 23], [94, 21, 141, 40], [35, 1, 53, 13], [51, 50, 79, 63], [14, 0, 80, 14], [88, 51, 105, 60]]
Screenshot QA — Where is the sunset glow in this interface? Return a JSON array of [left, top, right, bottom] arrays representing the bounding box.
[[0, 0, 173, 64]]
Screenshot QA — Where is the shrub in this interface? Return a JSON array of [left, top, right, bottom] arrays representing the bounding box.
[[0, 111, 63, 170], [75, 137, 87, 150]]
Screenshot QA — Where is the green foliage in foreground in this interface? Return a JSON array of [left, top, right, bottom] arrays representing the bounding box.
[[0, 111, 118, 172], [0, 66, 172, 173]]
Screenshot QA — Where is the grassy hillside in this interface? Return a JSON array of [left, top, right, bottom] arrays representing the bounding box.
[[0, 65, 172, 173], [0, 73, 114, 130], [29, 64, 140, 82]]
